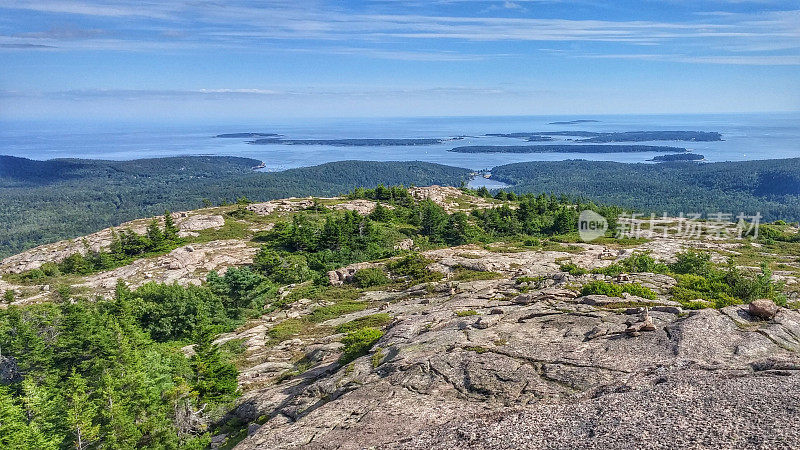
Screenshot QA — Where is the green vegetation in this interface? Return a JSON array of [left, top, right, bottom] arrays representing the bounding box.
[[338, 328, 384, 364], [650, 153, 704, 162], [0, 156, 470, 259], [0, 280, 245, 449], [455, 310, 478, 317], [671, 262, 784, 309], [560, 262, 587, 276], [308, 301, 369, 323], [491, 158, 800, 222], [352, 268, 390, 288], [386, 253, 443, 283], [335, 313, 393, 334], [12, 212, 183, 283], [580, 280, 657, 300], [594, 252, 668, 277]]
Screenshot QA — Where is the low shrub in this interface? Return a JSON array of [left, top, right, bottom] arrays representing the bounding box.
[[560, 262, 587, 276], [339, 327, 384, 364], [335, 313, 393, 334], [581, 280, 623, 297], [669, 251, 712, 276], [581, 280, 657, 300], [352, 267, 390, 288], [386, 253, 443, 282]]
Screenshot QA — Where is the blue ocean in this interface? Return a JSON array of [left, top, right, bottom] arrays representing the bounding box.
[[1, 113, 798, 174]]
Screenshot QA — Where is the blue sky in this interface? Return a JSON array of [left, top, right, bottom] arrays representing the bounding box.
[[1, 0, 799, 119]]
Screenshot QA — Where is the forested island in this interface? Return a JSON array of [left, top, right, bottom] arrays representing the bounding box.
[[248, 138, 451, 146], [579, 130, 722, 143], [215, 133, 281, 138], [650, 153, 705, 162], [449, 144, 685, 153], [485, 130, 722, 142], [485, 133, 555, 141]]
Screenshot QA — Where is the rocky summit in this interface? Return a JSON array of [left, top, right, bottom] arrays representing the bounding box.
[[2, 186, 800, 449], [232, 262, 800, 449]]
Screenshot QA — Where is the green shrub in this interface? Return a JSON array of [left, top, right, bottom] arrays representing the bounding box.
[[2, 290, 14, 303], [580, 281, 657, 300], [267, 319, 306, 343], [581, 280, 623, 297], [560, 262, 587, 276], [668, 265, 780, 309], [339, 327, 384, 364], [455, 310, 478, 317], [621, 283, 657, 300], [669, 251, 712, 276], [352, 267, 390, 288], [386, 253, 443, 282], [335, 313, 393, 334]]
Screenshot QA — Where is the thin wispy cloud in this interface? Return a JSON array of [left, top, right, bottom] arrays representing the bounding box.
[[2, 0, 798, 117]]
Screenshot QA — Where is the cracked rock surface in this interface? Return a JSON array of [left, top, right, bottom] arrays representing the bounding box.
[[234, 272, 800, 449]]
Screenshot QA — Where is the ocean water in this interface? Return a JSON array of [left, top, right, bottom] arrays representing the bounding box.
[[1, 112, 799, 172]]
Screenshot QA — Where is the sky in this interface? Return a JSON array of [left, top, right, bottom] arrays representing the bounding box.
[[0, 0, 799, 120]]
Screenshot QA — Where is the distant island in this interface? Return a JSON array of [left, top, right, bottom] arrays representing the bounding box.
[[248, 138, 452, 146], [548, 119, 600, 125], [485, 133, 555, 141], [650, 153, 705, 162], [485, 130, 722, 143], [579, 130, 722, 143], [449, 144, 686, 154], [215, 132, 282, 138]]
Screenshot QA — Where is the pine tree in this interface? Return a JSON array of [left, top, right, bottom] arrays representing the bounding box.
[[98, 372, 141, 449], [146, 219, 165, 251], [163, 211, 180, 243], [21, 378, 63, 449], [191, 324, 238, 405], [0, 385, 51, 449], [66, 370, 100, 450]]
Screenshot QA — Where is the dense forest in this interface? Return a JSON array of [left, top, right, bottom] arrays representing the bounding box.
[[5, 155, 800, 260], [0, 156, 470, 259], [491, 158, 800, 222]]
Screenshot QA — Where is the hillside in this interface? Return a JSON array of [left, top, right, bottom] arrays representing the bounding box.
[[491, 158, 800, 221], [2, 185, 800, 448], [0, 156, 470, 259]]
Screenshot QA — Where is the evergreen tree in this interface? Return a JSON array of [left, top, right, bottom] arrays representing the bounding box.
[[21, 378, 63, 449], [66, 371, 100, 450], [0, 385, 49, 449], [191, 324, 238, 405], [146, 218, 165, 251], [163, 211, 180, 243], [369, 202, 393, 222]]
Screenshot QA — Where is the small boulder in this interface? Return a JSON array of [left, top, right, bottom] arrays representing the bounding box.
[[512, 293, 536, 305], [473, 315, 500, 329], [749, 299, 778, 320]]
